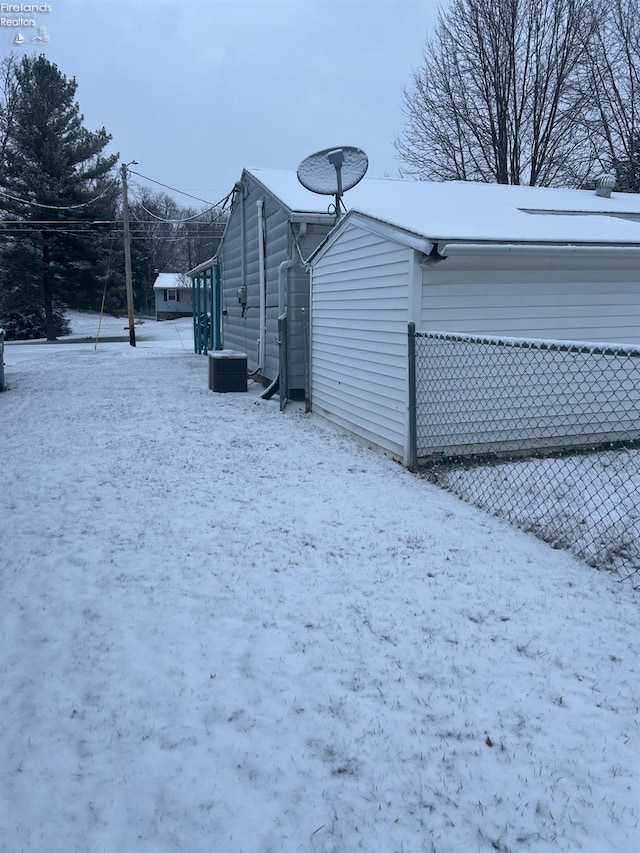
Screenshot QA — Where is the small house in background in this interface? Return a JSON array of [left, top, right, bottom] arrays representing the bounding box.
[[153, 272, 193, 320], [308, 179, 640, 465]]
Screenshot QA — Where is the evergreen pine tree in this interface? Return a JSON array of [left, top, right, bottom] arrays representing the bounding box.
[[0, 54, 118, 339]]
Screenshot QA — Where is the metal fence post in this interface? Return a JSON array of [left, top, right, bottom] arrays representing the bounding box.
[[195, 275, 202, 353], [0, 328, 5, 392], [192, 277, 198, 353], [407, 322, 417, 470]]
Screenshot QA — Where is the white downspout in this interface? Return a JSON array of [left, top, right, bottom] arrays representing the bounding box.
[[278, 257, 296, 403], [279, 222, 306, 315], [261, 225, 306, 404], [278, 257, 296, 316], [257, 199, 266, 371]]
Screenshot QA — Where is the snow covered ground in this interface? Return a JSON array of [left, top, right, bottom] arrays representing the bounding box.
[[432, 450, 640, 583], [1, 313, 639, 853]]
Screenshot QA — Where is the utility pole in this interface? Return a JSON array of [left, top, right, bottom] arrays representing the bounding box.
[[121, 161, 137, 347]]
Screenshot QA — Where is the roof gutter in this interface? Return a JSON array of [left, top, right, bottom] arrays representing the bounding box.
[[440, 241, 640, 256], [186, 256, 218, 277], [289, 212, 335, 226]]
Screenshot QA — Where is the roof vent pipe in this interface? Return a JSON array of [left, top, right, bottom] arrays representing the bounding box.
[[595, 174, 616, 198]]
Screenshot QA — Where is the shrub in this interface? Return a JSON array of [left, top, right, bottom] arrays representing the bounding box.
[[0, 306, 71, 341]]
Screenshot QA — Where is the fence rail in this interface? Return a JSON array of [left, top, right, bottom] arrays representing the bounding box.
[[409, 328, 640, 585]]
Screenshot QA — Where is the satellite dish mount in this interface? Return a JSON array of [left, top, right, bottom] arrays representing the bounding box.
[[327, 149, 345, 209], [297, 146, 368, 217]]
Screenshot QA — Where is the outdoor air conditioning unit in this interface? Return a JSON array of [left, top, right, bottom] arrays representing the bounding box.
[[208, 350, 248, 393]]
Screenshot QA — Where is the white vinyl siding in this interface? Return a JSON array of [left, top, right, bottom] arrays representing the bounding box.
[[154, 286, 192, 319], [311, 224, 412, 461], [160, 288, 190, 306], [421, 258, 640, 345]]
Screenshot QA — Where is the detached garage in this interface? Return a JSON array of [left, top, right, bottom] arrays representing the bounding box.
[[308, 179, 640, 466]]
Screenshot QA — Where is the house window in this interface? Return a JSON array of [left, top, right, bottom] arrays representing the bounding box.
[[167, 289, 177, 301]]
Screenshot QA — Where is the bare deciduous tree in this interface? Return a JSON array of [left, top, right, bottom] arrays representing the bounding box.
[[396, 0, 598, 185], [580, 0, 640, 189], [127, 188, 226, 313]]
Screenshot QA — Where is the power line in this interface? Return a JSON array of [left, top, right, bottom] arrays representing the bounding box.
[[0, 225, 223, 238], [0, 219, 116, 224], [135, 200, 224, 223], [0, 218, 226, 229], [128, 169, 217, 205], [0, 180, 119, 211], [0, 172, 218, 215]]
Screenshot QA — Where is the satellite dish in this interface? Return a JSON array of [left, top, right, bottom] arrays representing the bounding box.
[[297, 146, 368, 215]]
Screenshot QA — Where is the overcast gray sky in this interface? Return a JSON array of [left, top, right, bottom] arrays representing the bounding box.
[[1, 0, 442, 206]]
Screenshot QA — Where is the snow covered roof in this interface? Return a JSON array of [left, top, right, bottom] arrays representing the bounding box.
[[245, 168, 336, 214], [342, 182, 640, 247], [153, 272, 189, 291], [246, 168, 640, 247]]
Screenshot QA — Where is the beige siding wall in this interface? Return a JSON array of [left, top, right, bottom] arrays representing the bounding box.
[[311, 225, 412, 460], [421, 256, 640, 344]]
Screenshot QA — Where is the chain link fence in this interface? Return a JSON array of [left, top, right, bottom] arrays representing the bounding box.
[[410, 329, 640, 585]]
